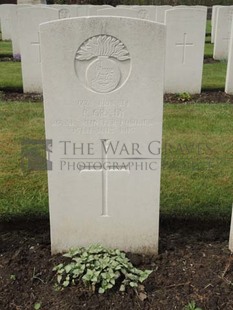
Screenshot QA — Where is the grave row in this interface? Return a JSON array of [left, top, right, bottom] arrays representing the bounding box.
[[0, 4, 208, 94], [1, 4, 233, 254]]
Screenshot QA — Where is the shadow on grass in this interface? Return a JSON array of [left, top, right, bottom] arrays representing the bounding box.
[[0, 86, 23, 92]]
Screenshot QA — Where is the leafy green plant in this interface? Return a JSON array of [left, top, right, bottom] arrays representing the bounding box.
[[10, 274, 16, 281], [176, 92, 191, 102], [34, 302, 41, 310], [53, 245, 152, 294], [184, 300, 202, 310]]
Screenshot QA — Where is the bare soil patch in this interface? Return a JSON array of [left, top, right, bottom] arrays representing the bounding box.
[[0, 218, 233, 310]]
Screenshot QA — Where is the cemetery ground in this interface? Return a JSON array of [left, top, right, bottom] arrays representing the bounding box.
[[1, 23, 233, 309]]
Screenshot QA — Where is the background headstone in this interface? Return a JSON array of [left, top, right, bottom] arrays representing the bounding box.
[[17, 0, 46, 4], [97, 8, 138, 18], [88, 5, 112, 16], [213, 6, 233, 60], [156, 5, 172, 23], [75, 5, 90, 17], [164, 8, 206, 94], [0, 4, 16, 40], [52, 5, 79, 18], [131, 5, 157, 21], [225, 19, 233, 94], [11, 4, 32, 57], [18, 7, 60, 93], [211, 5, 218, 42], [40, 16, 165, 254]]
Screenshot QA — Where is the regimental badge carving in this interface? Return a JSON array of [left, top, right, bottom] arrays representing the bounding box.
[[74, 35, 131, 93], [59, 9, 70, 19], [137, 10, 149, 20]]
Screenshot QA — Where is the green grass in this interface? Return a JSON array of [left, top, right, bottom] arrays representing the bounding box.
[[161, 103, 233, 219], [204, 42, 213, 58], [0, 62, 23, 91], [202, 61, 227, 91], [0, 101, 48, 221], [206, 20, 211, 35], [0, 102, 233, 221], [205, 21, 213, 57], [0, 40, 12, 57]]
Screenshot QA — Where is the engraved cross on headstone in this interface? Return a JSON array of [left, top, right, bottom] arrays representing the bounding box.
[[175, 32, 194, 64], [31, 32, 41, 63], [80, 139, 130, 217]]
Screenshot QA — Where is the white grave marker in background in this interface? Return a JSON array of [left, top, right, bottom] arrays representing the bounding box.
[[156, 5, 172, 23], [40, 17, 165, 254], [211, 5, 222, 43], [0, 4, 16, 40], [88, 5, 112, 16], [225, 19, 233, 94], [131, 5, 157, 21], [164, 8, 206, 94], [214, 6, 233, 60], [18, 7, 60, 93], [10, 5, 32, 57], [97, 7, 138, 18]]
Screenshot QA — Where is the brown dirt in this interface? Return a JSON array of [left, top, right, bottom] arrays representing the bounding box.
[[164, 91, 233, 104], [0, 91, 43, 102], [0, 57, 13, 62], [1, 218, 233, 310], [203, 58, 220, 64]]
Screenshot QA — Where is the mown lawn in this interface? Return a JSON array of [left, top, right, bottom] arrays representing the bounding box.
[[161, 103, 233, 220], [202, 61, 227, 90], [0, 62, 22, 91], [0, 102, 233, 221], [0, 40, 12, 56], [0, 101, 47, 220]]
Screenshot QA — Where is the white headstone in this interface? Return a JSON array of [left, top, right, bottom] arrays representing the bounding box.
[[76, 5, 90, 17], [97, 8, 138, 18], [10, 5, 32, 57], [164, 8, 206, 94], [213, 6, 233, 60], [52, 5, 79, 18], [0, 4, 16, 40], [194, 5, 207, 12], [229, 204, 233, 252], [225, 17, 233, 94], [131, 6, 157, 21], [17, 0, 46, 4], [156, 5, 172, 23], [40, 16, 165, 254], [18, 7, 60, 93], [88, 5, 112, 16], [211, 5, 219, 43]]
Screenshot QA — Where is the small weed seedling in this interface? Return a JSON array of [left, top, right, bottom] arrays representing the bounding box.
[[176, 92, 191, 102], [53, 245, 152, 294], [34, 302, 42, 310], [10, 274, 16, 281], [184, 300, 202, 310]]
